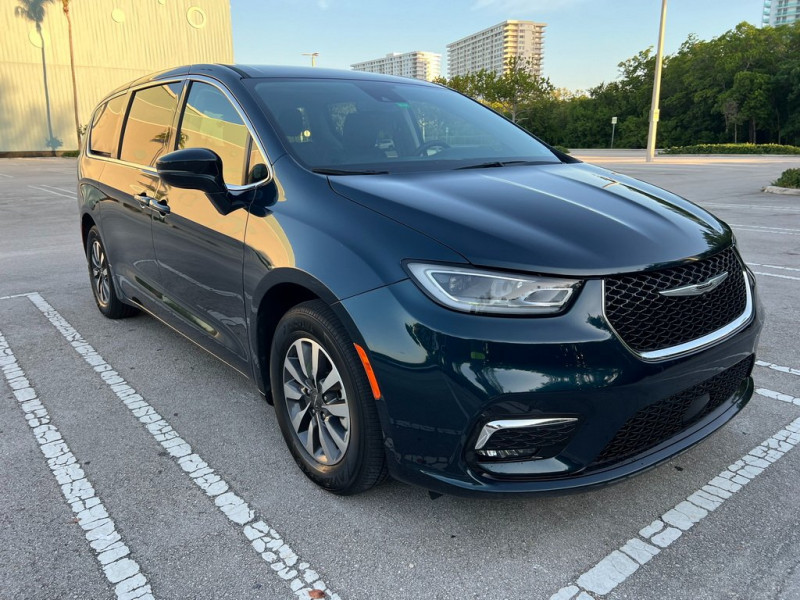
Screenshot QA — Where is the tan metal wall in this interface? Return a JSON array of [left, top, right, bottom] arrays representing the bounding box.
[[0, 0, 233, 152]]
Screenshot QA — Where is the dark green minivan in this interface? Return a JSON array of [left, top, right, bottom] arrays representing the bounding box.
[[78, 64, 763, 496]]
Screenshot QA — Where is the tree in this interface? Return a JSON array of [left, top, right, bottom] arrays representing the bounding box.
[[15, 0, 60, 152], [723, 71, 773, 143], [61, 0, 81, 147], [483, 57, 552, 123]]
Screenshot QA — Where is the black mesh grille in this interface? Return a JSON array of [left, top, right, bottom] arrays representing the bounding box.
[[483, 421, 578, 451], [593, 356, 754, 467], [605, 247, 747, 353]]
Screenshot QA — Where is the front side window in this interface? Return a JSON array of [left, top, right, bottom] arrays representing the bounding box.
[[179, 82, 250, 186], [247, 78, 559, 173], [89, 94, 127, 157], [246, 142, 269, 184], [119, 82, 183, 167]]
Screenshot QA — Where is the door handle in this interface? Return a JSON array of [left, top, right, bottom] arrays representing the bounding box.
[[148, 198, 170, 215], [133, 193, 151, 209]]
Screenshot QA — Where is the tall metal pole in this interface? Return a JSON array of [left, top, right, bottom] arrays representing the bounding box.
[[302, 52, 319, 67], [646, 0, 668, 162]]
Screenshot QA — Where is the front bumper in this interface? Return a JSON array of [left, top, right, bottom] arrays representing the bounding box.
[[340, 276, 763, 497]]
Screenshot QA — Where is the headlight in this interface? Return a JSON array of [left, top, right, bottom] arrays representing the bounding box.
[[406, 262, 581, 315]]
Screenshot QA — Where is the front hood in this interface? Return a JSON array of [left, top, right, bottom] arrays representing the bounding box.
[[329, 162, 732, 276]]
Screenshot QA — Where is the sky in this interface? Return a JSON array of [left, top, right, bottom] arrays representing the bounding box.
[[231, 0, 763, 91]]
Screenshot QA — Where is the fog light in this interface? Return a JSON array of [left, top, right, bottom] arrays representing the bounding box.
[[476, 448, 538, 460]]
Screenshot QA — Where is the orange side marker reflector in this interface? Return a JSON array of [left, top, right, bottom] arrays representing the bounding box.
[[354, 343, 382, 400]]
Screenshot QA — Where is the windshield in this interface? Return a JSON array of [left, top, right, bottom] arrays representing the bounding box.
[[247, 78, 560, 173]]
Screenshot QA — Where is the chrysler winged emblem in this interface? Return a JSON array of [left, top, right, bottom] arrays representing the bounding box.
[[659, 271, 729, 297]]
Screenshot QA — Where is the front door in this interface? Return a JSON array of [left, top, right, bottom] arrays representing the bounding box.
[[151, 80, 261, 372]]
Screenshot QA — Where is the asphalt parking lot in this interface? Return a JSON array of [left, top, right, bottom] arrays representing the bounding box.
[[1, 151, 799, 600]]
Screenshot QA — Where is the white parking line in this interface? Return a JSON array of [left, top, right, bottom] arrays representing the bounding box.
[[756, 359, 800, 377], [752, 271, 800, 281], [40, 184, 77, 196], [0, 292, 39, 301], [0, 330, 153, 600], [706, 203, 800, 212], [549, 412, 800, 599], [736, 229, 800, 237], [731, 224, 800, 233], [756, 388, 800, 406], [23, 292, 338, 600], [28, 185, 75, 199], [748, 263, 800, 273]]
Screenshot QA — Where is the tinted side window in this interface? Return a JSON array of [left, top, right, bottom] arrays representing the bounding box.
[[119, 82, 182, 167], [179, 82, 249, 186], [89, 94, 127, 157]]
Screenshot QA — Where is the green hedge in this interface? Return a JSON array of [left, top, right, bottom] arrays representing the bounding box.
[[773, 168, 800, 188], [661, 143, 800, 155]]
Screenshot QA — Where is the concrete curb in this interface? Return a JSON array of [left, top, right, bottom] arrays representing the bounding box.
[[763, 185, 800, 196]]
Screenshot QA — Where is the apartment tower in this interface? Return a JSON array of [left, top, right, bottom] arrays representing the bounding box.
[[351, 51, 442, 81], [447, 20, 546, 78], [762, 0, 800, 26]]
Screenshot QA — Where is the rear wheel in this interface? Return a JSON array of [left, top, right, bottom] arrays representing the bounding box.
[[86, 226, 138, 319], [270, 300, 386, 494]]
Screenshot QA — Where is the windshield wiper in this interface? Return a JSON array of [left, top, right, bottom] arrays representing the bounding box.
[[312, 168, 389, 175], [455, 160, 545, 170]]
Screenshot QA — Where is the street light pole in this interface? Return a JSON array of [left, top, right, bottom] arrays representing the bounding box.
[[646, 0, 668, 162], [302, 52, 319, 67]]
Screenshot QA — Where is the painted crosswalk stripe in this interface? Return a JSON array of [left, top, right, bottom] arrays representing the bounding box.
[[549, 411, 800, 600], [0, 330, 153, 600], [24, 292, 337, 600]]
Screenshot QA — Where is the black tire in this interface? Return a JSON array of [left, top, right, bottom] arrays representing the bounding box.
[[86, 226, 138, 319], [270, 300, 387, 495]]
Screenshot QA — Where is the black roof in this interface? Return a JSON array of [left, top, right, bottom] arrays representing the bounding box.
[[103, 64, 437, 100]]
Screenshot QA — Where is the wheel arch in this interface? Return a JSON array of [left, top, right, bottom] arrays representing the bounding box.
[[81, 213, 97, 252], [250, 268, 366, 400]]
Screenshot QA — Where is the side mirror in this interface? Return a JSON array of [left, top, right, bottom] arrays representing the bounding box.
[[156, 148, 227, 194], [156, 148, 233, 214]]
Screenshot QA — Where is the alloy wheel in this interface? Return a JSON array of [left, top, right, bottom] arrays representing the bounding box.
[[282, 338, 351, 465], [90, 239, 111, 306]]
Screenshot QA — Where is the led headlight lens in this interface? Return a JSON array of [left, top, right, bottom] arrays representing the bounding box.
[[406, 263, 581, 315]]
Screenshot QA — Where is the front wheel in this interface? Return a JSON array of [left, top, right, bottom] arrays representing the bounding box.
[[86, 226, 138, 319], [270, 300, 386, 494]]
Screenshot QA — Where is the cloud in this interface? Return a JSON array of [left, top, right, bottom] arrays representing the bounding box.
[[471, 0, 583, 13]]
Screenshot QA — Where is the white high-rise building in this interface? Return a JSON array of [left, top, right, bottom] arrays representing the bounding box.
[[762, 0, 800, 26], [351, 51, 442, 82], [447, 20, 546, 78]]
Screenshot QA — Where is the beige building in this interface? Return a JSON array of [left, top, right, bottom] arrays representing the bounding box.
[[1, 0, 233, 153], [447, 20, 546, 78], [351, 51, 442, 82]]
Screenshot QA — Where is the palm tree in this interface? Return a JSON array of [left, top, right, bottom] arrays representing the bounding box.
[[61, 0, 81, 148], [15, 0, 60, 152]]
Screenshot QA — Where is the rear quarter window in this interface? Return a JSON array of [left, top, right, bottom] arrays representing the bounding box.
[[88, 94, 127, 157], [119, 82, 183, 167]]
